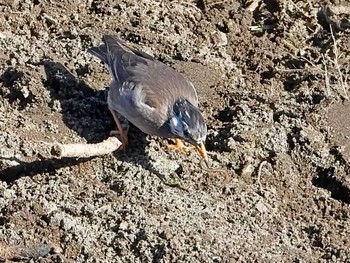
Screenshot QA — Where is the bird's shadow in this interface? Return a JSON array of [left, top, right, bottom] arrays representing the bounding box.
[[0, 60, 165, 183]]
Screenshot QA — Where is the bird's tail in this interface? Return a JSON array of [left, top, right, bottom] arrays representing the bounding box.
[[88, 35, 154, 63], [87, 43, 109, 64]]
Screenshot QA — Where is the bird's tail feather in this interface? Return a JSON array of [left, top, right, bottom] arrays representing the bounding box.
[[103, 35, 155, 61], [87, 45, 108, 64], [88, 35, 155, 67]]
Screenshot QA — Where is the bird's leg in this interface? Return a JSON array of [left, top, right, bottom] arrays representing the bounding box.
[[168, 139, 195, 154], [109, 108, 129, 151]]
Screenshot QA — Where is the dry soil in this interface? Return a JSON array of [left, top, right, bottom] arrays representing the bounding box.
[[1, 0, 350, 262]]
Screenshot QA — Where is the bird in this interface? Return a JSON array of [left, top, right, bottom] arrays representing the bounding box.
[[88, 35, 208, 165]]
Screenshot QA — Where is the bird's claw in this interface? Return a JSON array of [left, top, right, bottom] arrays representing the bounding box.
[[168, 139, 195, 155], [110, 129, 128, 152]]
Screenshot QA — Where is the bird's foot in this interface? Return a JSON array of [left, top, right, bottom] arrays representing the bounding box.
[[168, 139, 195, 155], [110, 129, 129, 152]]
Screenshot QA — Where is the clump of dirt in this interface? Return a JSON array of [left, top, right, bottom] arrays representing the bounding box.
[[1, 0, 350, 262]]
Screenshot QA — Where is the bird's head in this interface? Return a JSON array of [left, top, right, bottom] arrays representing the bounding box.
[[169, 99, 208, 164]]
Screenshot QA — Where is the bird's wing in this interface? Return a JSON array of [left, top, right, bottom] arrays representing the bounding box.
[[89, 35, 199, 111], [126, 60, 199, 109]]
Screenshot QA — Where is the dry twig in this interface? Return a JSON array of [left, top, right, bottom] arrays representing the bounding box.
[[49, 137, 122, 158], [322, 54, 331, 97], [329, 25, 349, 99], [1, 137, 122, 171]]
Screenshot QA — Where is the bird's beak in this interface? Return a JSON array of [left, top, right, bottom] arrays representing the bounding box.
[[196, 141, 209, 166]]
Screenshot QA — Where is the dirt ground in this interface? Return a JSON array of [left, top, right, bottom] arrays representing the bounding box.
[[1, 0, 350, 262]]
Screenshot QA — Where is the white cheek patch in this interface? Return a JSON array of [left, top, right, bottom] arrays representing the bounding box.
[[170, 116, 184, 137], [170, 116, 179, 127]]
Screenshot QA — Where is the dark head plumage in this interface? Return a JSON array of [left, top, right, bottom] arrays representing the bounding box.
[[169, 99, 207, 146]]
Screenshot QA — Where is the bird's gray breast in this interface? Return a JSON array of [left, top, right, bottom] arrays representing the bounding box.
[[107, 79, 169, 136]]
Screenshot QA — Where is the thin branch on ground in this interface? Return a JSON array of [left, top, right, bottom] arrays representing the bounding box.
[[322, 53, 331, 97], [48, 137, 122, 158], [0, 137, 122, 165], [330, 25, 349, 100]]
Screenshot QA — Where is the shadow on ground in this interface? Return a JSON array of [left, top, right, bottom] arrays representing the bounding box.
[[0, 61, 171, 183]]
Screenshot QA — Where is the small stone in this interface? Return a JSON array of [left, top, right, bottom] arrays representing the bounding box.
[[119, 221, 128, 230], [213, 31, 228, 47]]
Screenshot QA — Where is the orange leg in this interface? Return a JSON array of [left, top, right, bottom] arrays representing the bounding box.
[[168, 139, 209, 165], [109, 109, 129, 151], [168, 139, 195, 154]]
